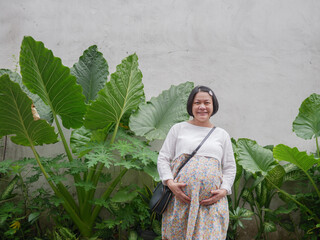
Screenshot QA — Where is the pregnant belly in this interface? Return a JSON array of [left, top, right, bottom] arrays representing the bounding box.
[[176, 156, 222, 201]]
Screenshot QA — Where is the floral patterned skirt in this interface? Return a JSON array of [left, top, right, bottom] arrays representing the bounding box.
[[162, 154, 229, 240]]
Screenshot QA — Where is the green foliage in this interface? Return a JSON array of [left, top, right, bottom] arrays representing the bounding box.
[[84, 53, 144, 131], [231, 139, 287, 239], [129, 81, 194, 141], [0, 157, 71, 239], [94, 188, 152, 239], [0, 69, 53, 124], [228, 207, 254, 239], [0, 36, 192, 238], [0, 74, 58, 146], [293, 93, 320, 140], [71, 45, 109, 103], [265, 164, 286, 189], [227, 140, 256, 239], [274, 145, 319, 172], [51, 227, 79, 240], [237, 138, 276, 176], [20, 36, 87, 129], [0, 175, 18, 201], [229, 93, 320, 239], [290, 164, 320, 239]]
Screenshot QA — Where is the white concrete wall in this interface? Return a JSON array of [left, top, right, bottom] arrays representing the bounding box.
[[1, 0, 319, 160]]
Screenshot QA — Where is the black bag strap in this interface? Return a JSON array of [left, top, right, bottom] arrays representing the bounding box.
[[175, 126, 216, 178]]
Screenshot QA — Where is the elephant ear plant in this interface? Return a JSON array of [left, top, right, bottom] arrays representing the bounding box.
[[234, 93, 320, 239], [0, 36, 194, 237]]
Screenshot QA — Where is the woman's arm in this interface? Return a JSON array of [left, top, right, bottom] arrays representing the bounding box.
[[220, 133, 236, 195], [157, 124, 191, 204], [157, 126, 177, 185]]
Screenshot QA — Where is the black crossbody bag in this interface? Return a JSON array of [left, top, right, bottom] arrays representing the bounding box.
[[149, 126, 216, 214]]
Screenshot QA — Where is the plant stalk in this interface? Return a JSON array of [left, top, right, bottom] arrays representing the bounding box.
[[18, 172, 29, 215], [52, 113, 74, 162], [52, 113, 85, 206], [30, 145, 91, 236], [111, 121, 120, 144], [254, 200, 264, 240], [2, 135, 7, 161], [92, 123, 120, 191], [266, 177, 320, 223], [302, 169, 320, 199], [316, 137, 319, 158], [90, 168, 128, 228], [33, 150, 79, 211]]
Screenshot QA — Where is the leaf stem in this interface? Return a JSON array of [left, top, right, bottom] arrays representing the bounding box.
[[111, 121, 120, 144], [30, 145, 91, 236], [52, 113, 85, 206], [266, 177, 320, 223], [18, 172, 28, 215], [90, 168, 128, 228], [303, 169, 320, 199], [316, 137, 319, 158], [53, 113, 73, 162], [2, 135, 7, 161], [254, 200, 264, 239]]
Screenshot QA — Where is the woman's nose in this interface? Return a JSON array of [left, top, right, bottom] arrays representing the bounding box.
[[199, 104, 205, 109]]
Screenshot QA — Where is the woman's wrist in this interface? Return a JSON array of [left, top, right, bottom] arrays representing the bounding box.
[[165, 179, 174, 186], [221, 189, 228, 196]]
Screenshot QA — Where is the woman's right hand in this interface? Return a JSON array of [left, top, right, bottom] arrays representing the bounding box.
[[166, 179, 191, 204]]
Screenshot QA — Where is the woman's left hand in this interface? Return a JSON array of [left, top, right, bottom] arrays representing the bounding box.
[[199, 189, 227, 206]]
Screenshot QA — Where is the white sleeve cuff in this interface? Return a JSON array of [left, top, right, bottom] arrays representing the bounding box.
[[220, 183, 232, 195]]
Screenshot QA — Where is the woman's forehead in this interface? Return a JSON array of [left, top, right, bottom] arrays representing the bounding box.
[[194, 91, 212, 100]]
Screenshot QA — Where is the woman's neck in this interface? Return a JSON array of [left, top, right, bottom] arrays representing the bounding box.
[[188, 119, 214, 128]]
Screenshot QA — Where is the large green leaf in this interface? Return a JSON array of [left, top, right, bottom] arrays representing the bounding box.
[[237, 138, 276, 175], [71, 45, 109, 103], [0, 69, 21, 83], [0, 69, 53, 124], [0, 74, 58, 146], [273, 144, 320, 172], [129, 82, 194, 141], [84, 53, 144, 129], [293, 93, 320, 139], [19, 36, 86, 129]]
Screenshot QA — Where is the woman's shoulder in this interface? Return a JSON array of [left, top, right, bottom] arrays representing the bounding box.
[[169, 121, 189, 132], [215, 126, 231, 138], [171, 121, 189, 128]]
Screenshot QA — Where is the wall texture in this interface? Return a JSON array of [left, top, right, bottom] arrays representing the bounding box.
[[1, 0, 319, 158]]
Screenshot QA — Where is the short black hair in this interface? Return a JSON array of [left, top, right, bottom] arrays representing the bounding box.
[[186, 85, 219, 117]]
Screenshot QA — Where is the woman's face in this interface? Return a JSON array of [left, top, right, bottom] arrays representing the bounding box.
[[192, 91, 213, 124]]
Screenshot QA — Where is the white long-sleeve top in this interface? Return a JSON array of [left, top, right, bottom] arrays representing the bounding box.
[[157, 121, 236, 195]]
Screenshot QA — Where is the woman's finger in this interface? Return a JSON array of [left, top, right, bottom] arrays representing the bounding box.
[[200, 191, 225, 205], [199, 197, 214, 205], [169, 182, 191, 203]]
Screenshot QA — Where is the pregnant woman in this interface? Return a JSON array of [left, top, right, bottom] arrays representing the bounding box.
[[157, 85, 236, 240]]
